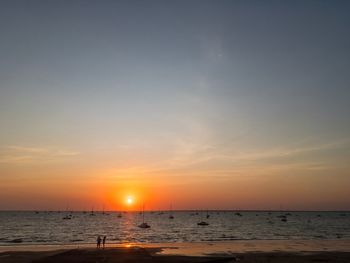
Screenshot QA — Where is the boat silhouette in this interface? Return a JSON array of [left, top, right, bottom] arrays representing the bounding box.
[[90, 207, 95, 216], [197, 210, 209, 226], [169, 204, 174, 219], [138, 222, 151, 228], [63, 205, 72, 219], [138, 204, 151, 228]]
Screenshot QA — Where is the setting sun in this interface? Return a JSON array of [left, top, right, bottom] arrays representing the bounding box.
[[1, 1, 350, 262], [126, 196, 134, 205]]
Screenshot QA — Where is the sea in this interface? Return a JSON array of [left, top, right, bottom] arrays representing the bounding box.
[[0, 211, 349, 246]]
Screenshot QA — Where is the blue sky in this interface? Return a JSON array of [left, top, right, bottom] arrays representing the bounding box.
[[0, 1, 350, 210]]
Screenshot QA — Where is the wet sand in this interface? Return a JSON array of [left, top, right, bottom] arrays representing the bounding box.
[[1, 241, 350, 263], [1, 247, 350, 263], [2, 239, 350, 255]]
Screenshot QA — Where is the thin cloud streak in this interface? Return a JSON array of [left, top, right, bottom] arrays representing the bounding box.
[[0, 145, 80, 164], [96, 138, 349, 183], [171, 137, 350, 166]]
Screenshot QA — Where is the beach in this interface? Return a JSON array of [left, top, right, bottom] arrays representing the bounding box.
[[2, 0, 350, 261], [1, 211, 349, 262], [1, 240, 350, 263]]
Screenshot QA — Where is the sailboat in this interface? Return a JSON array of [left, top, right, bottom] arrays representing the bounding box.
[[90, 207, 95, 216], [102, 205, 109, 215], [62, 215, 72, 220], [197, 210, 209, 226], [138, 204, 150, 228], [62, 204, 72, 220], [277, 204, 287, 222], [168, 204, 174, 219]]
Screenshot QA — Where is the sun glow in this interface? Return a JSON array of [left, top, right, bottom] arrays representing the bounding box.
[[126, 196, 134, 205]]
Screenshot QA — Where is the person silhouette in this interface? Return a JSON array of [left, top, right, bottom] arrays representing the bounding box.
[[97, 235, 101, 248], [103, 236, 106, 248]]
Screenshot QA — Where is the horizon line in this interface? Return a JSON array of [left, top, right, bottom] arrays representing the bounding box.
[[1, 209, 349, 213]]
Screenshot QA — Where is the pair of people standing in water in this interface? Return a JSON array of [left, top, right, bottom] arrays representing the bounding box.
[[97, 235, 106, 248]]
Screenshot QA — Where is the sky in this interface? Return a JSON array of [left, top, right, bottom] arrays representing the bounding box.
[[0, 0, 350, 211]]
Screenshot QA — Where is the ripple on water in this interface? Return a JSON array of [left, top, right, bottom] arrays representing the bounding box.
[[0, 211, 350, 244]]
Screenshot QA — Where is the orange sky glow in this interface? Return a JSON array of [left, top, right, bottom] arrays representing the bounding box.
[[1, 1, 350, 212]]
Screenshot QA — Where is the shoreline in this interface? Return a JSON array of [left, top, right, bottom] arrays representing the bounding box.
[[1, 245, 350, 263], [1, 239, 350, 255]]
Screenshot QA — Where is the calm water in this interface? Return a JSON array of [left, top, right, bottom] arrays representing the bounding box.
[[0, 211, 349, 245]]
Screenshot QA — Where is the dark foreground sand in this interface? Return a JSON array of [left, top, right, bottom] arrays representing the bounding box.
[[1, 247, 350, 263]]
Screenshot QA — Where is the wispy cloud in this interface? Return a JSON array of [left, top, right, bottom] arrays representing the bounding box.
[[140, 137, 350, 176], [6, 146, 48, 153], [0, 145, 80, 164], [226, 138, 350, 162]]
